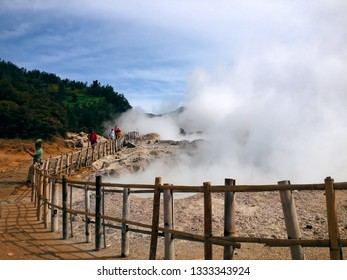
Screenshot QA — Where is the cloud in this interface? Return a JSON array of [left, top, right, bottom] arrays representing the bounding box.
[[113, 1, 347, 185]]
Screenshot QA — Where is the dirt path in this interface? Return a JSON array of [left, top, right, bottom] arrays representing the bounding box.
[[0, 138, 123, 260], [0, 184, 121, 260]]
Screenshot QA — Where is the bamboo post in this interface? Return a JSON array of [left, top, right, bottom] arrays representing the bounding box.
[[66, 154, 70, 176], [164, 186, 175, 260], [85, 148, 89, 167], [62, 176, 68, 239], [85, 186, 91, 243], [53, 158, 59, 175], [76, 151, 82, 170], [43, 171, 49, 228], [39, 170, 44, 220], [149, 177, 162, 260], [76, 149, 82, 170], [121, 188, 130, 257], [69, 183, 73, 237], [31, 166, 36, 203], [33, 167, 38, 206], [110, 140, 113, 154], [51, 178, 58, 232], [204, 181, 213, 260], [46, 177, 52, 228], [97, 143, 101, 159], [36, 170, 43, 221], [95, 175, 102, 251], [59, 155, 63, 176], [224, 178, 236, 260], [278, 180, 304, 260], [324, 177, 341, 260], [102, 186, 106, 249]]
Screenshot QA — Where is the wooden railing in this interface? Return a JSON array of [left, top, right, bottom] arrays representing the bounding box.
[[30, 136, 347, 260], [37, 136, 125, 179], [33, 170, 347, 259]]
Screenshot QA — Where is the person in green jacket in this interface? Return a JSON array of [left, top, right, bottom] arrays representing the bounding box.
[[25, 139, 43, 184]]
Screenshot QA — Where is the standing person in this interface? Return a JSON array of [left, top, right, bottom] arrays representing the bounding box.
[[89, 130, 98, 148], [109, 128, 115, 140], [25, 139, 43, 184], [114, 125, 121, 139], [116, 128, 123, 139]]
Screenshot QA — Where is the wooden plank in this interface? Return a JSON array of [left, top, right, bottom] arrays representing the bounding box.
[[224, 178, 236, 260], [164, 187, 175, 260], [204, 181, 213, 260], [278, 180, 304, 260], [85, 186, 91, 243], [211, 184, 326, 192], [43, 171, 49, 228], [62, 176, 68, 240], [149, 177, 162, 260], [121, 188, 130, 257], [51, 178, 58, 233], [95, 175, 102, 251], [324, 177, 341, 260]]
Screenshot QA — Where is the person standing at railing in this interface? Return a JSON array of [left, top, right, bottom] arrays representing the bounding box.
[[24, 139, 43, 185], [109, 128, 115, 140], [116, 128, 123, 139], [89, 130, 98, 149]]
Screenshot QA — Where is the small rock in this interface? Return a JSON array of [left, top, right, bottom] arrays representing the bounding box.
[[127, 142, 136, 148]]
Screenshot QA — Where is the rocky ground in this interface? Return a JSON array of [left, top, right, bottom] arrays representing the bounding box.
[[1, 135, 347, 260]]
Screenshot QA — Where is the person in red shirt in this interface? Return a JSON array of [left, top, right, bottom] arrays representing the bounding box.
[[89, 131, 98, 148]]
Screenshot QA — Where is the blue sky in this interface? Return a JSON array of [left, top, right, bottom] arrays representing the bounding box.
[[0, 0, 345, 113]]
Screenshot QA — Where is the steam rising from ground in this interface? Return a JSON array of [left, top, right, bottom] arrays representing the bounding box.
[[113, 3, 347, 185]]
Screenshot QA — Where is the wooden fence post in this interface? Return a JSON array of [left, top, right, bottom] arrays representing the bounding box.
[[85, 185, 91, 243], [324, 177, 342, 260], [76, 151, 82, 170], [164, 186, 175, 260], [224, 178, 236, 260], [69, 183, 74, 238], [59, 155, 63, 176], [31, 166, 36, 203], [51, 178, 58, 232], [95, 175, 102, 251], [102, 186, 106, 249], [43, 170, 49, 228], [278, 180, 304, 260], [62, 175, 68, 240], [121, 188, 130, 257], [65, 154, 69, 176], [149, 177, 162, 260], [204, 181, 213, 260], [36, 170, 43, 221], [33, 167, 38, 206], [85, 148, 89, 167]]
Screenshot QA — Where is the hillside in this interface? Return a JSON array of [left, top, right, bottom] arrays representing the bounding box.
[[0, 59, 132, 139]]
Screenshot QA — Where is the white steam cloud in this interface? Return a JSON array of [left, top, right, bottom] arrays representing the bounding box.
[[113, 2, 347, 185]]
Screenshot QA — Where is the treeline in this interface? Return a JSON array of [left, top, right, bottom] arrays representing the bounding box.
[[0, 60, 131, 139]]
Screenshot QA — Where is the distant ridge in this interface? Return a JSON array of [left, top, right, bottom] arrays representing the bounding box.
[[146, 106, 185, 118]]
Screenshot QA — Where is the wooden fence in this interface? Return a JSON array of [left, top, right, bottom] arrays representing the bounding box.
[[30, 136, 347, 260]]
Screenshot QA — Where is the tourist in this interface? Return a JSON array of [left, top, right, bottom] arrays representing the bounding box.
[[25, 139, 43, 184]]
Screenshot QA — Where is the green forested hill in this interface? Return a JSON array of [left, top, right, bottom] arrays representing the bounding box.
[[0, 60, 131, 139]]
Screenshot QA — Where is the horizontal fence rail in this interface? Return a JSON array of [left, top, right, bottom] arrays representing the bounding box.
[[29, 133, 347, 260]]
